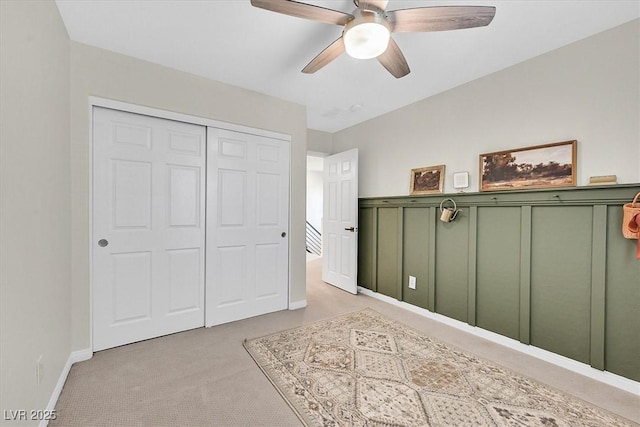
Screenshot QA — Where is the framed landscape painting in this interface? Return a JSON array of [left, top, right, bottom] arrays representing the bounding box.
[[480, 140, 577, 192], [410, 165, 445, 195]]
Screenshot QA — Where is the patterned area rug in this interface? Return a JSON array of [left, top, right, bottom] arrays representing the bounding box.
[[244, 308, 636, 427]]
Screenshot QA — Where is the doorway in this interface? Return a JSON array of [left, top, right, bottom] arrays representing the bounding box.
[[305, 149, 359, 294], [306, 152, 325, 260]]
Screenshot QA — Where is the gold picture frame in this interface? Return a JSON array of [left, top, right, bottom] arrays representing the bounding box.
[[480, 140, 577, 192], [410, 165, 445, 195]]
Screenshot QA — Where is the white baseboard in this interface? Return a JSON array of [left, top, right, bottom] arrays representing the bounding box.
[[40, 349, 93, 427], [289, 299, 307, 310], [358, 287, 640, 396]]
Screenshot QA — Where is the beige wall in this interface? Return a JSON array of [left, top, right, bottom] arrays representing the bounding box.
[[0, 0, 71, 423], [333, 20, 640, 196], [307, 129, 333, 153], [69, 42, 308, 351]]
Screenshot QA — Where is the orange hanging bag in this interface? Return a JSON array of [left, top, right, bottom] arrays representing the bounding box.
[[622, 192, 640, 259]]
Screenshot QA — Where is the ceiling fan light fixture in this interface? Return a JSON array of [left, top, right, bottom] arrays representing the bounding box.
[[343, 11, 390, 60]]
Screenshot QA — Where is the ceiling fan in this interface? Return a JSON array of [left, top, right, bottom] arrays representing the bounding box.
[[250, 0, 496, 78]]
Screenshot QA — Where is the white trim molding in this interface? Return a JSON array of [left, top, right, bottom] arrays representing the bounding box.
[[358, 286, 640, 396], [40, 349, 93, 427], [88, 97, 291, 142], [289, 299, 307, 310]]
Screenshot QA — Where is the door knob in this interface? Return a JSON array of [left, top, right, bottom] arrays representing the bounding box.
[[98, 239, 109, 247], [281, 232, 287, 238], [345, 227, 356, 232]]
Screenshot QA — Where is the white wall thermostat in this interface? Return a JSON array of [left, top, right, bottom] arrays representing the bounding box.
[[453, 172, 470, 189]]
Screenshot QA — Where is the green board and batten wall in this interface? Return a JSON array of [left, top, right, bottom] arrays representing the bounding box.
[[358, 184, 640, 382]]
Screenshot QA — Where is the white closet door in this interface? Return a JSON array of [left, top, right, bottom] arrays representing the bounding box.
[[93, 107, 205, 351], [206, 128, 290, 326]]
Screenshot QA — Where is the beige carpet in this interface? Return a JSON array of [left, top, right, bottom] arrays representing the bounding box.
[[51, 258, 639, 426], [245, 308, 636, 427]]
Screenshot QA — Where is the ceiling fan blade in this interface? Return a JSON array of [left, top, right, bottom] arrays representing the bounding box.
[[358, 0, 389, 12], [387, 6, 496, 33], [302, 37, 345, 74], [251, 0, 353, 26], [377, 37, 410, 78]]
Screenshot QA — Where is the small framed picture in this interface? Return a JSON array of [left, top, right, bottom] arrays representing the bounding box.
[[410, 165, 445, 195]]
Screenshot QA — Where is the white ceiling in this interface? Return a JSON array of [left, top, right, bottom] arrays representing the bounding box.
[[55, 0, 639, 133]]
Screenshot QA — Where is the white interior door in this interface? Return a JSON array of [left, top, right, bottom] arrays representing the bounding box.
[[206, 128, 290, 326], [92, 107, 205, 351], [322, 149, 358, 294]]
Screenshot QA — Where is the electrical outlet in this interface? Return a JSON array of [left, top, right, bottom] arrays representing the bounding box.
[[36, 354, 43, 385], [408, 276, 417, 290]]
